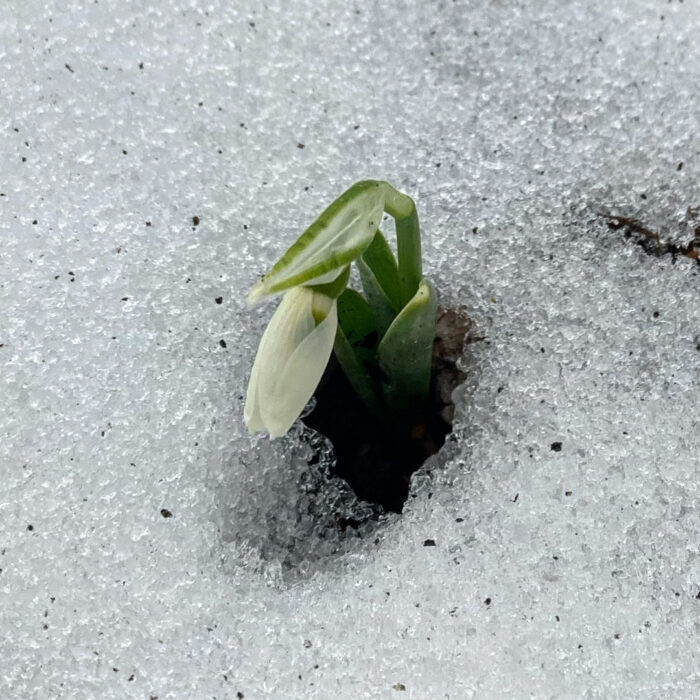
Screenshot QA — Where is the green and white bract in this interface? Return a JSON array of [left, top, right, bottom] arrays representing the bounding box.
[[245, 287, 337, 438], [247, 181, 385, 305], [244, 179, 436, 438]]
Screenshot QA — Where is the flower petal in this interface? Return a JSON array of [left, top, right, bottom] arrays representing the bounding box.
[[244, 287, 316, 434], [243, 353, 264, 432], [259, 299, 338, 437]]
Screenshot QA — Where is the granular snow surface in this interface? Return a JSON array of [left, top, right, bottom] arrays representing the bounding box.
[[1, 1, 698, 698]]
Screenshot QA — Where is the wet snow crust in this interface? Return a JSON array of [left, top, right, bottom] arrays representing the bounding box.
[[1, 0, 698, 698]]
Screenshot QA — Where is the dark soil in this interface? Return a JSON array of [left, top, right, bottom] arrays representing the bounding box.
[[303, 307, 474, 513]]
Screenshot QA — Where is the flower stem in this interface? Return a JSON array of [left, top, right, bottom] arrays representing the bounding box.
[[395, 206, 422, 307], [381, 184, 423, 306]]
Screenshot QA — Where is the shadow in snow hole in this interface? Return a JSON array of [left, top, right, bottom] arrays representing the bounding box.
[[303, 307, 475, 513]]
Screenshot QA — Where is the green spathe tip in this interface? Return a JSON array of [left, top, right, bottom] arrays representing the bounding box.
[[248, 181, 386, 304]]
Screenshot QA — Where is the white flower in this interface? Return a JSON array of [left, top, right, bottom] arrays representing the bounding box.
[[244, 286, 337, 437]]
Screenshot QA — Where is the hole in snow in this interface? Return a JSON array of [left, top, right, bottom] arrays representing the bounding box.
[[303, 307, 475, 513]]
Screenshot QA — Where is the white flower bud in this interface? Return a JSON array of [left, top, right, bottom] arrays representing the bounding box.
[[244, 287, 337, 437]]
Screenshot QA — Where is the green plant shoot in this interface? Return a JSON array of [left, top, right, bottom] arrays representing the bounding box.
[[245, 180, 436, 438]]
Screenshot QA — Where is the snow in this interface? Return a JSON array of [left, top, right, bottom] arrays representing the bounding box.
[[1, 0, 698, 698]]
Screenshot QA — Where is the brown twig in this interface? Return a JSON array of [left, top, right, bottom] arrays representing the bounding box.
[[598, 212, 700, 262]]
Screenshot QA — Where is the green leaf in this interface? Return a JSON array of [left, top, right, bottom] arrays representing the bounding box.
[[357, 229, 403, 337], [248, 181, 385, 304], [333, 327, 382, 417], [337, 288, 376, 347], [356, 258, 397, 338], [377, 278, 437, 413], [360, 230, 402, 312], [333, 289, 383, 416]]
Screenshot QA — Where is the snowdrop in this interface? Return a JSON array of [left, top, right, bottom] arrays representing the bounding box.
[[244, 180, 437, 438], [244, 286, 337, 438]]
